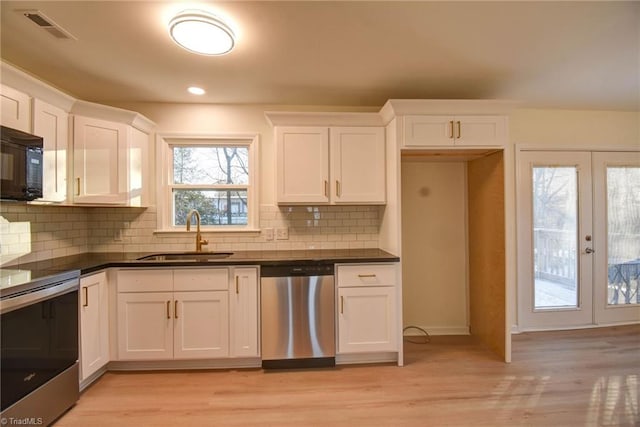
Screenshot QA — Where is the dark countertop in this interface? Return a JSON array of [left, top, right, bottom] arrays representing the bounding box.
[[1, 249, 399, 296]]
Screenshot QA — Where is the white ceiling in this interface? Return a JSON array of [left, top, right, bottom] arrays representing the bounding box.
[[1, 1, 639, 110]]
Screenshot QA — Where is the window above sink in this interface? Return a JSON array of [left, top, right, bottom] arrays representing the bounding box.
[[155, 133, 260, 234]]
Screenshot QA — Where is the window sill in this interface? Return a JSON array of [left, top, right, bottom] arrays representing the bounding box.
[[153, 228, 262, 236]]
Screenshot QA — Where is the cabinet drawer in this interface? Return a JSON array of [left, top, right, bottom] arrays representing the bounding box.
[[117, 269, 173, 293], [336, 264, 397, 287], [174, 268, 229, 292]]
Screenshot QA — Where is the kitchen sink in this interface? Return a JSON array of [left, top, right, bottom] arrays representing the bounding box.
[[136, 252, 234, 262]]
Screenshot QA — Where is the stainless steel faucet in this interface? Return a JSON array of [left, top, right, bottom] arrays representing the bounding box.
[[186, 209, 208, 252]]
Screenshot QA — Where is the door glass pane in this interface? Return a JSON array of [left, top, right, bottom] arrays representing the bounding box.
[[532, 167, 578, 309], [606, 167, 640, 306]]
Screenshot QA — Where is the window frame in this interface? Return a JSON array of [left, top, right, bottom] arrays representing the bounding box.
[[156, 133, 260, 233]]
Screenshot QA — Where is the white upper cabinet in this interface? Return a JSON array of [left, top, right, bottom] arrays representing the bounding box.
[[379, 100, 514, 150], [0, 84, 31, 132], [276, 126, 330, 204], [330, 127, 385, 204], [72, 115, 129, 204], [402, 115, 507, 147], [70, 101, 154, 206], [33, 99, 68, 202], [276, 125, 386, 205]]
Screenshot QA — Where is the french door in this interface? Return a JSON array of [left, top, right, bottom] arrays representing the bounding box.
[[518, 150, 640, 330]]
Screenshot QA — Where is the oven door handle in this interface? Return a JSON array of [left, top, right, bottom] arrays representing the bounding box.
[[1, 279, 79, 314]]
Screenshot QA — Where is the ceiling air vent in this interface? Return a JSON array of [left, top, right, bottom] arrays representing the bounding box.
[[22, 10, 76, 40]]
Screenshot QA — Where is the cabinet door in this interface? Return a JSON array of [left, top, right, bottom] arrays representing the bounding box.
[[230, 268, 259, 357], [173, 291, 229, 359], [403, 115, 455, 147], [117, 292, 173, 360], [338, 286, 397, 353], [455, 115, 506, 146], [73, 115, 128, 204], [1, 84, 31, 132], [33, 99, 68, 202], [80, 272, 109, 380], [276, 126, 329, 204], [330, 127, 386, 204], [402, 115, 506, 147], [128, 126, 149, 207]]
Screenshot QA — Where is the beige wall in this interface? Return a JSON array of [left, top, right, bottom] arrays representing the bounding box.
[[401, 161, 468, 334], [510, 109, 639, 147]]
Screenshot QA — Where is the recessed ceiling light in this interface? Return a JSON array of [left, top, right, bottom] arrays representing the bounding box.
[[188, 86, 206, 95], [169, 10, 235, 55]]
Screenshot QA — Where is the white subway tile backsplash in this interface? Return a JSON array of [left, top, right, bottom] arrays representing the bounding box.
[[1, 203, 381, 266]]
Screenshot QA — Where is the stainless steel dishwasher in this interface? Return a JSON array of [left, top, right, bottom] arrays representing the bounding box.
[[260, 264, 335, 369]]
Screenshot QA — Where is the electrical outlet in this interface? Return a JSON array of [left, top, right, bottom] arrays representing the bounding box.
[[263, 228, 274, 241], [276, 227, 289, 240]]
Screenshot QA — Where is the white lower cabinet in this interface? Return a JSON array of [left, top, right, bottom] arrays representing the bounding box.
[[117, 291, 174, 360], [80, 272, 110, 381], [336, 264, 399, 354], [173, 291, 229, 359], [230, 267, 259, 357], [116, 267, 258, 362]]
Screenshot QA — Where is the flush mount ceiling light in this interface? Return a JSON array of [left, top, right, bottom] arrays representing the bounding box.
[[169, 10, 235, 55]]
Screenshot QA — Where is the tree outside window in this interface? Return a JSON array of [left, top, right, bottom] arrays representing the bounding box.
[[171, 145, 250, 226]]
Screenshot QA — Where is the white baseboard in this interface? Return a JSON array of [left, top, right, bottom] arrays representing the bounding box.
[[403, 325, 470, 336]]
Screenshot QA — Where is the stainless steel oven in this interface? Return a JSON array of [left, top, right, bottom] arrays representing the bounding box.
[[1, 271, 80, 426]]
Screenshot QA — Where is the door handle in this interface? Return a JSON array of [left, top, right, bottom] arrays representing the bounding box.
[[83, 286, 89, 307], [166, 300, 171, 319], [174, 300, 179, 319], [585, 247, 595, 254]]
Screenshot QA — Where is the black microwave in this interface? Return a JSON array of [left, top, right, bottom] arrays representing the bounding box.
[[1, 126, 44, 201]]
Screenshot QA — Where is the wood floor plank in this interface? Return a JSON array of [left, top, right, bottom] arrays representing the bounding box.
[[55, 325, 639, 426]]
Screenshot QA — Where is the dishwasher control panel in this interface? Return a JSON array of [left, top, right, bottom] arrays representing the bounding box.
[[260, 264, 334, 277]]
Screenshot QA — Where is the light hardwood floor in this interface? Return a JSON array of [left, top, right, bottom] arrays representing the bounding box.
[[55, 325, 639, 427]]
